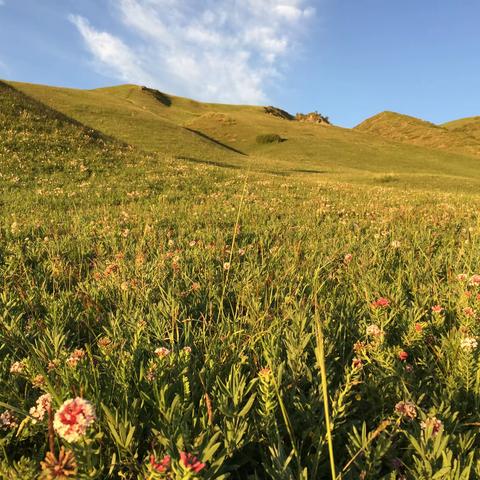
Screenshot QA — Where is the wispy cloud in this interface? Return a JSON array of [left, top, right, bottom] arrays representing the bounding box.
[[70, 0, 315, 104]]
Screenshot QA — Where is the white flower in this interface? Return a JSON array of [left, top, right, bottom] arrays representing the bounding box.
[[29, 393, 52, 424], [461, 337, 478, 352]]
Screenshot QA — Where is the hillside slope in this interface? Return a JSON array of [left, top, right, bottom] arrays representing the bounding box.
[[354, 111, 480, 157], [442, 116, 480, 141], [5, 80, 480, 193]]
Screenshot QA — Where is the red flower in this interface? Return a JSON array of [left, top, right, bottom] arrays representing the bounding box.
[[150, 454, 171, 473], [371, 297, 390, 308], [431, 305, 443, 314], [414, 323, 423, 333], [180, 452, 206, 473], [398, 351, 408, 361]]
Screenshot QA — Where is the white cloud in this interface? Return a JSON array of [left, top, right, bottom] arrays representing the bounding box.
[[71, 0, 315, 104], [69, 15, 154, 85]]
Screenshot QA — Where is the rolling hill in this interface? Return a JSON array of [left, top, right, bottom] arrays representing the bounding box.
[[354, 111, 480, 158], [442, 116, 480, 141], [3, 80, 480, 192]]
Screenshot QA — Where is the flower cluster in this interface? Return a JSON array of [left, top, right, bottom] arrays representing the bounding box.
[[0, 410, 18, 430], [155, 347, 171, 358], [66, 349, 86, 368], [10, 360, 26, 375], [395, 401, 417, 420], [53, 398, 96, 442], [371, 297, 390, 309], [461, 337, 478, 352], [420, 416, 443, 437], [30, 393, 52, 424]]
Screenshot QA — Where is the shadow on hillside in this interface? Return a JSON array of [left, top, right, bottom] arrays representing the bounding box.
[[185, 128, 248, 156], [176, 156, 242, 170], [292, 168, 327, 174], [0, 81, 125, 146], [141, 86, 172, 107]]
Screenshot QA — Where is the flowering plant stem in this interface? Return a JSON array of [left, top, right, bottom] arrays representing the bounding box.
[[314, 309, 337, 480]]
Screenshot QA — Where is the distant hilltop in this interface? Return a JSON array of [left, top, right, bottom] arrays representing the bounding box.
[[264, 105, 331, 125]]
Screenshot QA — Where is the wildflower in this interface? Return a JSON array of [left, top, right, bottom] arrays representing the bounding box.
[[398, 350, 408, 361], [179, 452, 206, 473], [0, 410, 18, 430], [97, 337, 112, 350], [30, 393, 52, 424], [150, 454, 171, 474], [414, 323, 423, 333], [371, 297, 390, 309], [461, 337, 478, 352], [395, 401, 417, 420], [32, 374, 46, 388], [40, 447, 77, 480], [353, 340, 367, 354], [146, 363, 157, 382], [464, 307, 476, 317], [155, 347, 171, 358], [421, 416, 443, 437], [469, 274, 480, 286], [66, 349, 86, 368], [352, 357, 363, 369], [10, 360, 26, 374], [465, 290, 472, 298], [183, 346, 192, 354], [238, 248, 246, 256], [366, 324, 382, 337], [344, 253, 353, 264], [405, 364, 414, 373], [54, 398, 96, 442], [457, 273, 467, 281], [431, 305, 443, 314], [391, 240, 401, 249], [223, 262, 231, 271], [48, 359, 61, 372]]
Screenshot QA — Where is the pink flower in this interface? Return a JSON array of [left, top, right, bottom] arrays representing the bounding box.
[[180, 452, 206, 473], [431, 305, 443, 314], [29, 393, 52, 424], [395, 401, 417, 419], [371, 297, 390, 309], [366, 324, 382, 337], [469, 274, 480, 286], [154, 347, 171, 358], [352, 357, 363, 369], [0, 410, 18, 430], [150, 454, 171, 473], [457, 273, 468, 281], [464, 307, 475, 317], [398, 351, 408, 361], [53, 398, 96, 442], [10, 361, 26, 375], [421, 417, 443, 437], [66, 349, 86, 368]]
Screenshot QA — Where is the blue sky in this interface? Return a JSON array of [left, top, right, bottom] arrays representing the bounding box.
[[0, 0, 479, 127]]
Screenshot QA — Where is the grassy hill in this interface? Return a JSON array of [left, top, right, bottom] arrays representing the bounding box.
[[442, 115, 480, 141], [354, 111, 480, 158], [5, 80, 480, 194]]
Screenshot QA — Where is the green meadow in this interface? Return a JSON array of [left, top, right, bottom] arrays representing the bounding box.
[[2, 80, 480, 479]]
